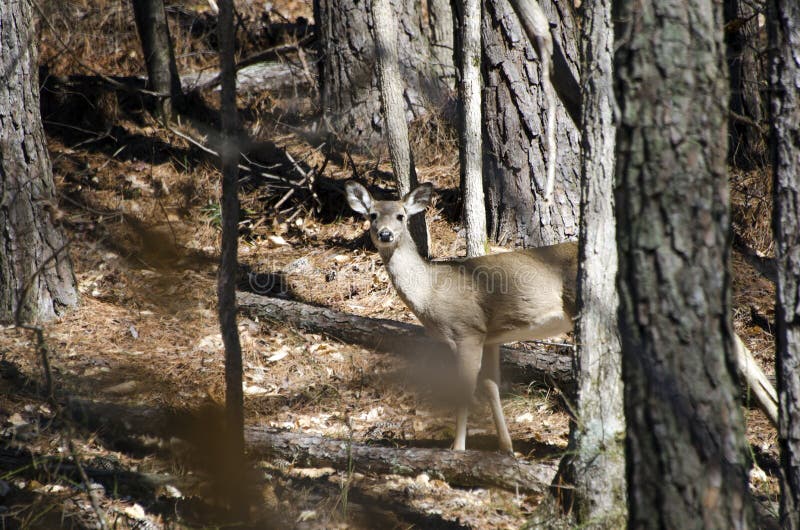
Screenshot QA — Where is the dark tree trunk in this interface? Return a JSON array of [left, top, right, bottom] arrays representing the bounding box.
[[558, 0, 626, 525], [217, 0, 245, 514], [0, 0, 78, 324], [724, 0, 766, 168], [131, 0, 183, 118], [768, 0, 800, 526], [614, 0, 753, 527], [314, 0, 450, 149], [481, 0, 581, 247]]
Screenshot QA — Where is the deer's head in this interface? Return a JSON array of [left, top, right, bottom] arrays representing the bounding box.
[[345, 181, 432, 253]]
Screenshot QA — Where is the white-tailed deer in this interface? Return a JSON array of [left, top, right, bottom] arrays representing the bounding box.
[[345, 181, 780, 453], [346, 181, 577, 453]]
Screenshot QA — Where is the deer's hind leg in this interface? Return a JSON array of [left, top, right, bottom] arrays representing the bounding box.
[[479, 343, 512, 454]]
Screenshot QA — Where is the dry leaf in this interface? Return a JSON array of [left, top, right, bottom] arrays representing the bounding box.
[[268, 235, 289, 247], [266, 348, 289, 362]]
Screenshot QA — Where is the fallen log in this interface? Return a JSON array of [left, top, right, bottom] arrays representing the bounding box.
[[236, 291, 575, 391], [67, 399, 556, 494], [237, 291, 780, 427], [42, 61, 310, 103], [245, 427, 558, 494]]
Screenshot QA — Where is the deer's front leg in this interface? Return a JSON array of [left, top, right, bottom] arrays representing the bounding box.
[[452, 337, 483, 451]]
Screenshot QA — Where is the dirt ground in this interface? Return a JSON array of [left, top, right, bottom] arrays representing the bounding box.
[[0, 1, 781, 528]]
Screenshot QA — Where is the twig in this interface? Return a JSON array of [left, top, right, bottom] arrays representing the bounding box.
[[165, 123, 219, 157], [68, 439, 109, 530], [729, 110, 764, 133], [165, 124, 286, 183], [345, 150, 362, 181], [525, 339, 574, 349], [14, 238, 74, 401], [295, 43, 318, 97]]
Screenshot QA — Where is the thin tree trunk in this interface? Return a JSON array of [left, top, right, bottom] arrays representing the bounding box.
[[131, 0, 183, 118], [481, 0, 581, 247], [614, 0, 753, 527], [0, 0, 78, 324], [217, 0, 245, 514], [370, 0, 429, 256], [557, 0, 625, 525], [768, 0, 800, 526], [452, 0, 486, 257]]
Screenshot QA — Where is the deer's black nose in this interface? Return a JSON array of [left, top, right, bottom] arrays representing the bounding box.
[[378, 229, 394, 242]]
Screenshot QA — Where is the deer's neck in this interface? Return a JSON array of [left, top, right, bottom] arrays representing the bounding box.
[[379, 236, 434, 317]]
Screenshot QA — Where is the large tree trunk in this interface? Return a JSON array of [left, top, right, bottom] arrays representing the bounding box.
[[481, 0, 581, 247], [557, 0, 626, 525], [131, 0, 183, 118], [0, 0, 78, 324], [314, 0, 450, 149], [768, 0, 800, 526], [614, 0, 753, 527], [724, 0, 766, 168]]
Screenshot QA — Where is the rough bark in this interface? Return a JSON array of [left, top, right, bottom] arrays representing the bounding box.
[[614, 0, 753, 527], [217, 0, 245, 510], [131, 0, 183, 118], [314, 0, 449, 148], [236, 291, 574, 389], [452, 0, 487, 257], [0, 0, 78, 324], [768, 0, 800, 526], [482, 0, 581, 247], [506, 0, 556, 204], [725, 0, 766, 168], [558, 0, 626, 525], [245, 427, 557, 494], [370, 0, 429, 256], [428, 0, 455, 83]]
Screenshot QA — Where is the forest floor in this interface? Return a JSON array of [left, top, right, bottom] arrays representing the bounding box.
[[0, 1, 782, 528]]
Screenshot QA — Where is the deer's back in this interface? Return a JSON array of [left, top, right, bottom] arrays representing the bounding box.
[[420, 242, 578, 344]]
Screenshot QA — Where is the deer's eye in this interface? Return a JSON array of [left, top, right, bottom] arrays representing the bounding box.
[[396, 214, 405, 222], [369, 213, 377, 221]]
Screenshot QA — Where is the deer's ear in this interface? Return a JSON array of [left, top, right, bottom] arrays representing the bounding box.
[[345, 181, 373, 216], [403, 183, 433, 216]]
